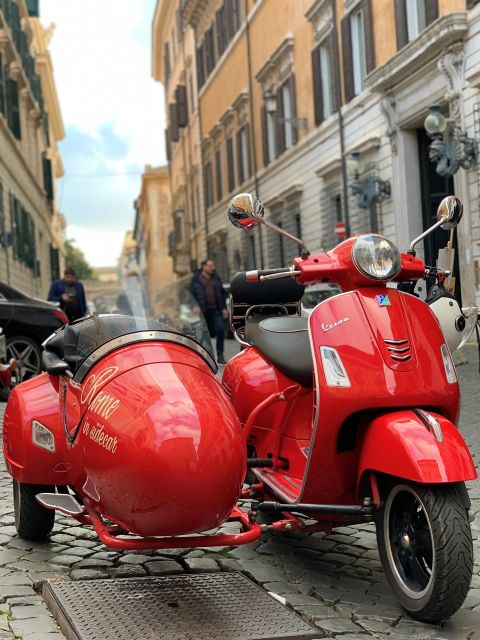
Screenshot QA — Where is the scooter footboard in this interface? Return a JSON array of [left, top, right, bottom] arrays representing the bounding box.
[[357, 410, 477, 485]]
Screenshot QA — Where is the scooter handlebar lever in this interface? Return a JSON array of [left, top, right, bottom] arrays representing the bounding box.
[[245, 268, 298, 282]]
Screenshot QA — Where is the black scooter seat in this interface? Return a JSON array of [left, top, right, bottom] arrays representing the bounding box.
[[245, 315, 313, 387]]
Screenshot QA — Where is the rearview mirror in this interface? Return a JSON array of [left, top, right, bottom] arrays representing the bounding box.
[[437, 196, 463, 230], [227, 193, 264, 230]]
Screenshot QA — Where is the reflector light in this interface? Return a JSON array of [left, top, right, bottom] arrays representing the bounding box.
[[320, 347, 351, 387], [441, 344, 457, 384], [32, 420, 55, 453]]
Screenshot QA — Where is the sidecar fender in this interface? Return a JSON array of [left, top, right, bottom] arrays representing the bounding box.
[[357, 410, 477, 486], [3, 373, 70, 485]]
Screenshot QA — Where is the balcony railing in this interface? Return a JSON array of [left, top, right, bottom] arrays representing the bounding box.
[[0, 0, 46, 122]]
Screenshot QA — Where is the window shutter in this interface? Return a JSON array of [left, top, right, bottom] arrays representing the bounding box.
[[289, 75, 298, 145], [215, 149, 222, 201], [169, 103, 179, 142], [425, 0, 439, 25], [363, 0, 375, 74], [237, 129, 244, 184], [165, 128, 171, 162], [0, 57, 4, 117], [261, 105, 269, 166], [226, 137, 235, 192], [205, 26, 215, 74], [176, 85, 188, 127], [196, 45, 205, 89], [164, 43, 170, 84], [276, 90, 285, 155], [311, 46, 323, 126], [328, 32, 339, 112], [341, 15, 354, 102], [7, 77, 21, 140], [226, 0, 235, 40], [42, 155, 54, 203], [216, 10, 223, 56], [9, 193, 17, 259], [394, 0, 408, 50], [244, 123, 251, 178]]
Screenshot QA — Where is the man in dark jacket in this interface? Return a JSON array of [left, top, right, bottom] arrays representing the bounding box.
[[48, 267, 87, 322], [190, 259, 228, 364]]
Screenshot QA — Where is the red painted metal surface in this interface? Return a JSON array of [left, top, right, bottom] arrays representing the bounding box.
[[84, 502, 262, 550], [358, 411, 477, 485]]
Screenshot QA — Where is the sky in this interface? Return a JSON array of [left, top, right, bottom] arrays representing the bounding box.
[[41, 0, 166, 267]]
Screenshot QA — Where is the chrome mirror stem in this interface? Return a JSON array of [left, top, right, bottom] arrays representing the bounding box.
[[408, 218, 445, 255]]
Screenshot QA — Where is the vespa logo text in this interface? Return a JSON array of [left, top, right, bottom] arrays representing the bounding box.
[[83, 420, 118, 454], [89, 391, 120, 420], [81, 366, 119, 405], [322, 317, 350, 333]]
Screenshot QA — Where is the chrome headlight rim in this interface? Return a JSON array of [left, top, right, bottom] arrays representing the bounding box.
[[352, 234, 402, 282]]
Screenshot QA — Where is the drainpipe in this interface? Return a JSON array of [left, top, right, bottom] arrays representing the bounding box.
[[331, 0, 351, 237], [244, 0, 265, 268]]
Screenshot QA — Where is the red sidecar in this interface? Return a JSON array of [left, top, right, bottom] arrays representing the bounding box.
[[3, 282, 260, 550]]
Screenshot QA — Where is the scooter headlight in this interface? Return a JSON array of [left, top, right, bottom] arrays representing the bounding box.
[[352, 234, 401, 281]]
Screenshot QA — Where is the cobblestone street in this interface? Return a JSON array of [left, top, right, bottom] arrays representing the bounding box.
[[0, 342, 478, 639]]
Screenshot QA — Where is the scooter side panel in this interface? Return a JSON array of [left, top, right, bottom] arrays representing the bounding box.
[[357, 410, 477, 484], [302, 288, 460, 504], [78, 362, 246, 537], [3, 373, 70, 485]]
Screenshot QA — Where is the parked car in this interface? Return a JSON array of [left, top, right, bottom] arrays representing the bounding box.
[[0, 282, 68, 384], [301, 283, 342, 316]]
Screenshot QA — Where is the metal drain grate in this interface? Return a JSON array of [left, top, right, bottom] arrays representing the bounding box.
[[43, 572, 319, 640]]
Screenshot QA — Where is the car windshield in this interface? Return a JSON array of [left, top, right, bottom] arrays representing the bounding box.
[[68, 276, 215, 375]]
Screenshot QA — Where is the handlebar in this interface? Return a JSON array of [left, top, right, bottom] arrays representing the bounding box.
[[245, 268, 300, 282]]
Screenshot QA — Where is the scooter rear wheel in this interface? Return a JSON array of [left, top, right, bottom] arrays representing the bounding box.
[[376, 481, 472, 623], [13, 480, 55, 541]]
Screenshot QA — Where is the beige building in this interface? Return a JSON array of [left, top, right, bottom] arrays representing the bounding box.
[[133, 165, 175, 309], [119, 230, 138, 277], [154, 0, 480, 306], [152, 0, 206, 277], [0, 0, 65, 296]]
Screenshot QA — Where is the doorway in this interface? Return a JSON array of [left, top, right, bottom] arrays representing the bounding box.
[[417, 129, 462, 305]]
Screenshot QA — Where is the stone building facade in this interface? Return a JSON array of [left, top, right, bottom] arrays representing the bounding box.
[[0, 0, 65, 297], [153, 0, 480, 305], [133, 165, 175, 309]]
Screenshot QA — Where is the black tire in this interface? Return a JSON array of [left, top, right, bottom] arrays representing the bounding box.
[[376, 481, 473, 623], [6, 336, 42, 384], [13, 480, 55, 540]]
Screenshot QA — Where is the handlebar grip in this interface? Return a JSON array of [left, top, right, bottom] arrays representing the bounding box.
[[245, 268, 292, 282]]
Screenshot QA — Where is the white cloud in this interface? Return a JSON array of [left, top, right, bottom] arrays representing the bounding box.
[[67, 225, 125, 268], [40, 0, 166, 266]]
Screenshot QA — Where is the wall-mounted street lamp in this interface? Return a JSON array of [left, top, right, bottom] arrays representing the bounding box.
[[264, 89, 308, 130], [347, 151, 391, 233], [424, 104, 477, 178]]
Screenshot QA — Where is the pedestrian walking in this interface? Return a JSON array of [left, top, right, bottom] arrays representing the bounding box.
[[190, 259, 228, 364], [48, 267, 87, 323]]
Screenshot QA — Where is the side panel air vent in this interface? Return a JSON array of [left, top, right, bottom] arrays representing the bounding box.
[[222, 381, 232, 398], [384, 338, 412, 362]]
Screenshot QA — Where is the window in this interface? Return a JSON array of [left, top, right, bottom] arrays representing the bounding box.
[[9, 194, 35, 269], [226, 137, 235, 192], [6, 77, 21, 140], [261, 101, 277, 166], [312, 39, 335, 126], [42, 154, 53, 203], [216, 4, 228, 56], [237, 125, 250, 185], [406, 0, 426, 40], [50, 245, 60, 281], [282, 83, 293, 150], [351, 9, 367, 95], [196, 42, 206, 89], [215, 149, 223, 202], [276, 77, 297, 154], [205, 26, 216, 74], [204, 162, 213, 209], [334, 194, 342, 223]]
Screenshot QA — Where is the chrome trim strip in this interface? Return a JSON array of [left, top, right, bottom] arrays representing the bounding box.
[[390, 354, 411, 361], [74, 331, 217, 383], [384, 339, 408, 345], [387, 346, 410, 353]]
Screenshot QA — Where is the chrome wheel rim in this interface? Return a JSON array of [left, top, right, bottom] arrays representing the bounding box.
[[7, 339, 40, 383], [384, 484, 435, 600]]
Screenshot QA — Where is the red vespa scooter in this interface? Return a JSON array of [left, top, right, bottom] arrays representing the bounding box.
[[223, 193, 477, 623]]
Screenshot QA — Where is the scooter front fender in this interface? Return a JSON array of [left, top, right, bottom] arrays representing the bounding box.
[[358, 410, 477, 486]]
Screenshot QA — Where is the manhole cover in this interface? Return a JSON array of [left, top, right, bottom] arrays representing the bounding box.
[[43, 572, 319, 640]]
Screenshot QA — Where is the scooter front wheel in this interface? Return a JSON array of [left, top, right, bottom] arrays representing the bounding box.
[[376, 481, 472, 623], [13, 480, 55, 541]]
